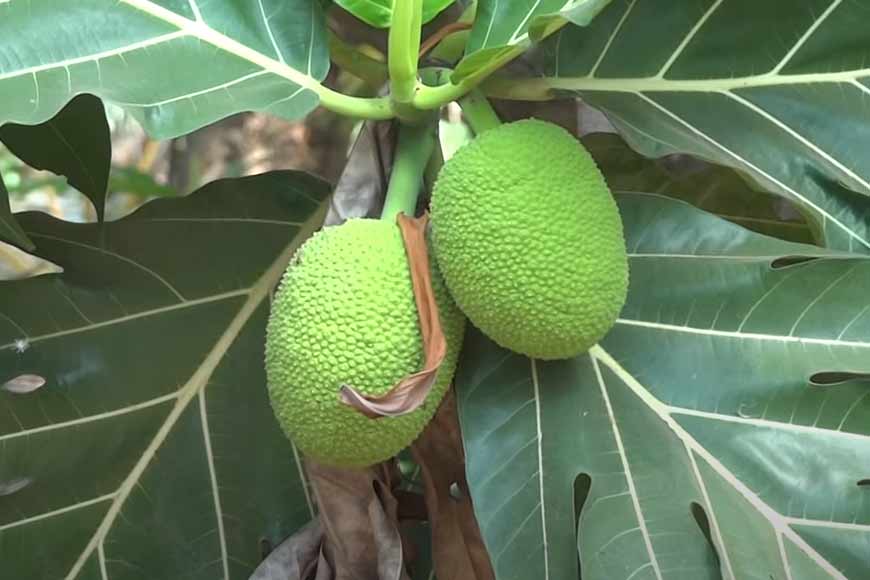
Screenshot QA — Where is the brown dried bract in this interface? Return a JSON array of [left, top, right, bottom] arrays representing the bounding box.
[[252, 460, 415, 580], [340, 213, 447, 419], [309, 459, 412, 580], [410, 390, 495, 580]]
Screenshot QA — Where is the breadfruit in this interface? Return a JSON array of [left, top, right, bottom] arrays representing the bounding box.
[[430, 119, 627, 360], [265, 218, 465, 468]]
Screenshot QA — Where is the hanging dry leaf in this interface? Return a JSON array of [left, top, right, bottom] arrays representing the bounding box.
[[410, 390, 495, 580], [340, 214, 447, 419], [305, 459, 413, 580], [250, 519, 324, 580]]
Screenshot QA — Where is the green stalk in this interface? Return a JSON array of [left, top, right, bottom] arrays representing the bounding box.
[[317, 85, 395, 119], [389, 0, 423, 105], [458, 89, 502, 134], [480, 75, 557, 101], [413, 11, 574, 111], [412, 41, 528, 110], [381, 120, 438, 221]]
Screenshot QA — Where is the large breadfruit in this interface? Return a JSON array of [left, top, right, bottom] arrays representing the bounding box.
[[430, 119, 627, 360], [265, 218, 465, 468]]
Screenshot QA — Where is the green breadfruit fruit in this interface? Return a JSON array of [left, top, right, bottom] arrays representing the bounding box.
[[265, 218, 465, 468], [430, 119, 628, 360]]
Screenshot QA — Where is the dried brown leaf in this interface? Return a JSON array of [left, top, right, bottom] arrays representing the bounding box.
[[340, 214, 447, 419], [305, 459, 412, 580], [410, 390, 495, 580], [250, 519, 323, 580]]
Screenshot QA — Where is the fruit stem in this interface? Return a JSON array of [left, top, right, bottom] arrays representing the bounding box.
[[389, 0, 423, 106], [458, 89, 502, 134], [381, 119, 438, 221]]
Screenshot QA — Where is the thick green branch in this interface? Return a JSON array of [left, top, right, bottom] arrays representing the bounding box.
[[381, 120, 438, 221], [389, 0, 423, 105]]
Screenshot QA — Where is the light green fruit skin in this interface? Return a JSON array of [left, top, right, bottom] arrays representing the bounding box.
[[430, 119, 628, 360], [265, 218, 465, 468]]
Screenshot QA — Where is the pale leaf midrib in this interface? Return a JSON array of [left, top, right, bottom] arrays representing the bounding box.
[[671, 407, 870, 444], [97, 542, 108, 580], [534, 9, 870, 250], [590, 353, 663, 579], [0, 392, 178, 443], [628, 253, 827, 260], [723, 90, 870, 196], [539, 68, 870, 93], [0, 493, 116, 532], [552, 0, 860, 92], [123, 0, 317, 88], [654, 0, 723, 78], [112, 70, 270, 108], [587, 0, 636, 78], [63, 201, 327, 579], [590, 345, 847, 579], [199, 390, 229, 580], [0, 32, 185, 83], [29, 232, 186, 301], [685, 446, 737, 579], [0, 1, 320, 101], [614, 318, 870, 350], [530, 359, 550, 580], [631, 93, 870, 250], [0, 288, 249, 351]]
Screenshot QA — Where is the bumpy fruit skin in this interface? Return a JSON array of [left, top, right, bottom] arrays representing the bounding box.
[[430, 119, 628, 360], [265, 219, 465, 468]]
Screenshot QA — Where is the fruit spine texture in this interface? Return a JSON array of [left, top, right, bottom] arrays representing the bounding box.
[[430, 119, 628, 359], [265, 218, 465, 468]]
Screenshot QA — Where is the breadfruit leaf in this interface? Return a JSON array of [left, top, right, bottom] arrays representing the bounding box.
[[0, 171, 329, 578], [501, 0, 870, 253], [0, 0, 329, 139], [457, 193, 870, 579]]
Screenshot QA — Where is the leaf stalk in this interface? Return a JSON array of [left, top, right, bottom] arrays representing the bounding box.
[[412, 41, 528, 110], [389, 0, 424, 105], [316, 86, 395, 119]]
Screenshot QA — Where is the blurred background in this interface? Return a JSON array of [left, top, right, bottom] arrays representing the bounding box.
[[4, 103, 358, 222]]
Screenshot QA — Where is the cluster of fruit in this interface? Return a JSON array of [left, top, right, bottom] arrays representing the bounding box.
[[265, 120, 628, 468]]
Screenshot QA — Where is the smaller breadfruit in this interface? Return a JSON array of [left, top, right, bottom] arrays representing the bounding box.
[[430, 119, 628, 360], [265, 218, 465, 468]]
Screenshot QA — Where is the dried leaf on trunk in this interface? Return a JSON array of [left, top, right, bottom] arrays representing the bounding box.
[[410, 390, 495, 580], [250, 519, 324, 580], [306, 459, 413, 580]]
